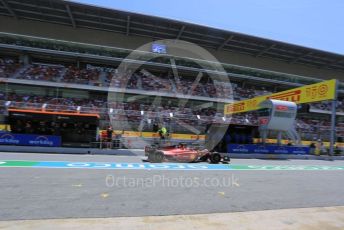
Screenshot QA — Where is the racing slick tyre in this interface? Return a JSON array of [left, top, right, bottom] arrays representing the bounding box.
[[209, 153, 221, 164], [150, 151, 164, 163], [148, 151, 156, 162]]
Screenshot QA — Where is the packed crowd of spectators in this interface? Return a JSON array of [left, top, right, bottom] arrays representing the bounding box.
[[298, 117, 344, 132], [139, 70, 173, 92], [16, 64, 63, 81], [233, 84, 274, 100], [311, 99, 344, 112], [6, 57, 342, 108], [0, 57, 236, 99], [108, 70, 268, 100], [0, 57, 21, 78], [0, 57, 103, 86], [0, 58, 264, 101], [62, 66, 101, 86], [338, 122, 344, 137], [107, 70, 140, 90], [107, 70, 240, 99], [108, 69, 233, 98]]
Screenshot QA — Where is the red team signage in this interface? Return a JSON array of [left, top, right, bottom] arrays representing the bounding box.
[[275, 105, 289, 111], [267, 90, 302, 102]]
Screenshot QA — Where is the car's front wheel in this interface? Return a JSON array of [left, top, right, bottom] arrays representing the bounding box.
[[209, 153, 221, 164]]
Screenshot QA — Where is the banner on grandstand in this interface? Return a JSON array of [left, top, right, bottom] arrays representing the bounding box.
[[224, 79, 337, 114]]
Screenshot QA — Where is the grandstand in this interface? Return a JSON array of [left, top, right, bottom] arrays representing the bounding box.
[[0, 0, 343, 149]]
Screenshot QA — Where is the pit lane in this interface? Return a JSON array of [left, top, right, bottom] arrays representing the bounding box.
[[1, 151, 344, 221]]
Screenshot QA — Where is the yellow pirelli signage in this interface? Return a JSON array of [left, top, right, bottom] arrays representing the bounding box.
[[224, 79, 337, 115]]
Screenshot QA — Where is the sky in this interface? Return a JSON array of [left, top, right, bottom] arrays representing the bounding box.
[[74, 0, 344, 54]]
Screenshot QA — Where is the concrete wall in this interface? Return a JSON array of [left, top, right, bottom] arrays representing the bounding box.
[[1, 16, 343, 80]]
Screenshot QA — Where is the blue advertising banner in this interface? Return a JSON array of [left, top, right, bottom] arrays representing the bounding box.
[[0, 132, 61, 147], [227, 144, 310, 155]]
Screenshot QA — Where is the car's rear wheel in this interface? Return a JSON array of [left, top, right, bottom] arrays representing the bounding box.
[[210, 153, 221, 164], [154, 151, 164, 163], [148, 152, 156, 162], [149, 151, 164, 163]]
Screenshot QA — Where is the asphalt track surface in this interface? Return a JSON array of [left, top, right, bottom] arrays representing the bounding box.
[[1, 151, 344, 221]]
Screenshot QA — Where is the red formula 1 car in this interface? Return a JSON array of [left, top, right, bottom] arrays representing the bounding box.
[[144, 143, 230, 164]]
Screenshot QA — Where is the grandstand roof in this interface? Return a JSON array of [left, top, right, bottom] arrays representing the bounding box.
[[1, 0, 344, 71]]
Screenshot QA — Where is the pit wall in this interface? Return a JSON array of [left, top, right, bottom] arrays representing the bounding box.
[[108, 130, 344, 149], [1, 125, 342, 149]]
